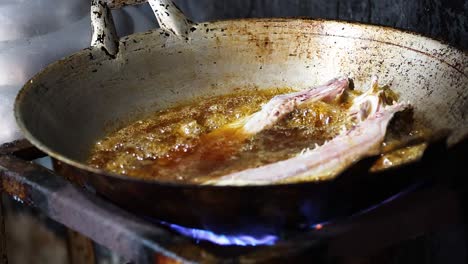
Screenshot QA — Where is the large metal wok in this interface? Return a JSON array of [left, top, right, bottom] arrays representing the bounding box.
[[14, 0, 467, 234]]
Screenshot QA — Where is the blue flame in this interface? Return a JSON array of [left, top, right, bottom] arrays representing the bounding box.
[[351, 182, 424, 217], [161, 222, 278, 246], [162, 184, 423, 246]]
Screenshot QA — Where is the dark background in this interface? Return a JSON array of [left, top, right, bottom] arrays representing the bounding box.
[[172, 0, 468, 50]]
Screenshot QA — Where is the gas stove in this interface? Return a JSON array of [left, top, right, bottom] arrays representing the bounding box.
[[0, 139, 466, 263]]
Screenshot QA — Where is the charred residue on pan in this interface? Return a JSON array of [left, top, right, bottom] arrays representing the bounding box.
[[220, 22, 275, 59]]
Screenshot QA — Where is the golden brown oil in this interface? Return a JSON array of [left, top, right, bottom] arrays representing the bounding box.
[[88, 88, 351, 183]]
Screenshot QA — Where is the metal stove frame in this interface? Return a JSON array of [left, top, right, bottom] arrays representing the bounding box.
[[0, 139, 465, 263]]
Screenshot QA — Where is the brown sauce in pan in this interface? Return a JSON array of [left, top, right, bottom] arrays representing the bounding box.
[[88, 88, 353, 183], [88, 87, 427, 184]]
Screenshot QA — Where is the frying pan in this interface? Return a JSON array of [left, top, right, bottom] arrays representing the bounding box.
[[14, 0, 468, 234]]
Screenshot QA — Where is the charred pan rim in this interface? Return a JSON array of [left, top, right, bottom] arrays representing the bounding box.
[[15, 18, 468, 190], [232, 17, 468, 54], [206, 18, 467, 77]]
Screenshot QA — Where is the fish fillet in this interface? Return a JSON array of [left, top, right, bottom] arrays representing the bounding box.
[[234, 77, 349, 134], [178, 77, 350, 166], [206, 80, 409, 186]]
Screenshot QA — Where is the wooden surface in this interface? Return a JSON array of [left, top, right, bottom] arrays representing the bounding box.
[[172, 0, 467, 50]]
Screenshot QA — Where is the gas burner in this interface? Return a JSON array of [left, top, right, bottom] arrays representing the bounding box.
[[160, 221, 278, 246], [158, 185, 418, 247]]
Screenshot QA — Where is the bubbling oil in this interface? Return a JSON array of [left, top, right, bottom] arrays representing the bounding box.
[[88, 88, 351, 183]]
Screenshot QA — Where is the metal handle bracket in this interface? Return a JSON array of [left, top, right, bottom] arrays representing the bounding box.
[[91, 0, 119, 57], [90, 0, 194, 56], [148, 0, 194, 39]]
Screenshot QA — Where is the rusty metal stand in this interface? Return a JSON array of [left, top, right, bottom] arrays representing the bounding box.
[[0, 139, 466, 263]]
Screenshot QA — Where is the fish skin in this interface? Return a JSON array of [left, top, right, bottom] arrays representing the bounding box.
[[153, 78, 351, 173], [241, 77, 349, 134], [207, 102, 408, 186], [348, 76, 385, 122]]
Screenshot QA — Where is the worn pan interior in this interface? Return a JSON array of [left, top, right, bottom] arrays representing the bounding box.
[[15, 19, 468, 233]]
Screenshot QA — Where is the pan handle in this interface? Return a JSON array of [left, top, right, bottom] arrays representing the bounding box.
[[90, 0, 194, 56], [148, 0, 194, 38], [91, 0, 119, 56]]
